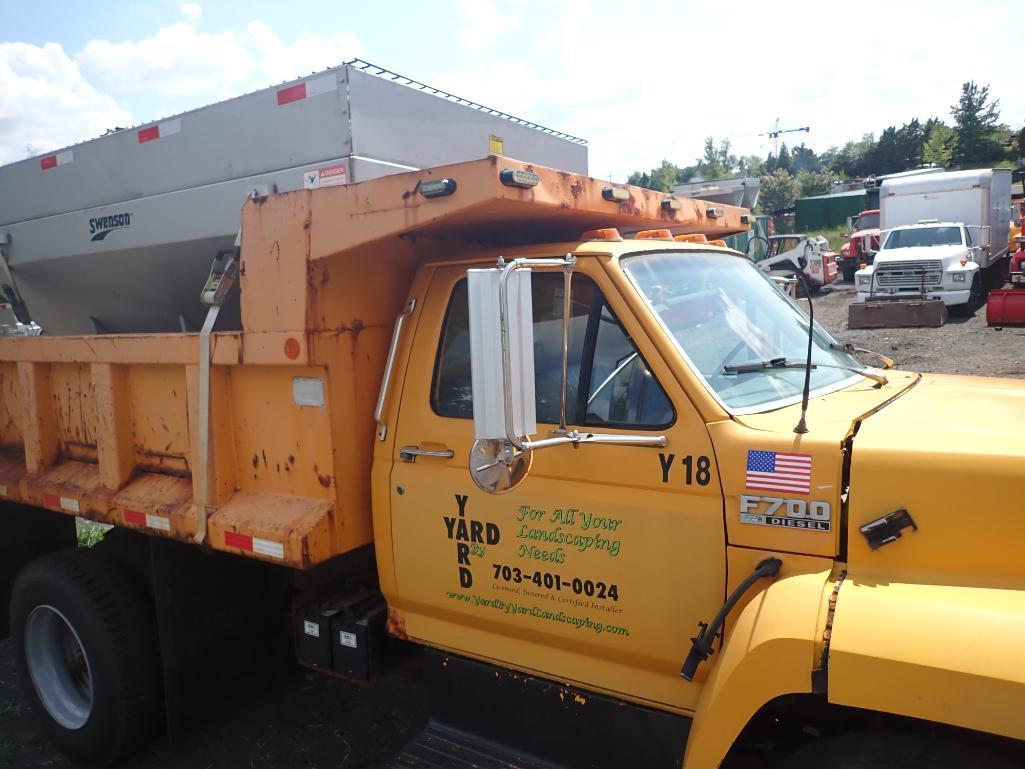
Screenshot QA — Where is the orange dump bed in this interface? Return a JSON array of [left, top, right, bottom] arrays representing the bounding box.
[[0, 156, 749, 569]]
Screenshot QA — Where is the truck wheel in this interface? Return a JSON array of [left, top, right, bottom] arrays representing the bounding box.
[[842, 265, 855, 283], [778, 731, 1015, 769], [10, 549, 163, 766], [953, 274, 986, 316]]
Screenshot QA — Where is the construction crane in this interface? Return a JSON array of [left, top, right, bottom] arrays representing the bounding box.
[[760, 118, 810, 157]]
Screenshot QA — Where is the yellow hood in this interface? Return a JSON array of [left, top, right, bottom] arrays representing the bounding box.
[[847, 373, 1025, 587]]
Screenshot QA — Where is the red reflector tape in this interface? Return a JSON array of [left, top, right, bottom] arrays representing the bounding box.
[[276, 83, 306, 105], [223, 530, 284, 559], [138, 126, 160, 143], [39, 150, 73, 171], [124, 509, 146, 526], [138, 119, 181, 144], [42, 494, 79, 512]]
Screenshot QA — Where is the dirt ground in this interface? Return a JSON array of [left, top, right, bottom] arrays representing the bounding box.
[[809, 281, 1025, 379], [2, 280, 1023, 769]]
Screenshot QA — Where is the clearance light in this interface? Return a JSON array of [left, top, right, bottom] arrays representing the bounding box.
[[675, 234, 708, 243], [859, 263, 867, 269], [580, 228, 622, 241], [420, 178, 457, 198], [706, 207, 725, 219], [500, 169, 540, 189], [635, 229, 674, 240], [661, 198, 683, 211], [740, 214, 752, 225], [959, 258, 968, 266], [708, 239, 728, 247], [603, 186, 630, 202]]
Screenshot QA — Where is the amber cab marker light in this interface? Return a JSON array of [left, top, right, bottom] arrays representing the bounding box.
[[706, 206, 725, 219], [675, 234, 708, 243], [500, 169, 540, 189], [662, 198, 683, 211], [602, 186, 630, 202], [708, 239, 728, 247], [420, 178, 457, 198], [580, 228, 623, 241], [635, 229, 675, 241], [740, 213, 752, 224]]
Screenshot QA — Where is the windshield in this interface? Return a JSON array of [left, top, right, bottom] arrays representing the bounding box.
[[855, 212, 880, 230], [883, 226, 962, 249], [623, 250, 860, 411]]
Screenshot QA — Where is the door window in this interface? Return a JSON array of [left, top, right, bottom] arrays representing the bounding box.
[[431, 274, 673, 429]]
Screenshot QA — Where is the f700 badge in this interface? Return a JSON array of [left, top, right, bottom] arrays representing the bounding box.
[[739, 495, 831, 532]]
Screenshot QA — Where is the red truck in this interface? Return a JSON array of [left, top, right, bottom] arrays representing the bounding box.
[[837, 209, 881, 282]]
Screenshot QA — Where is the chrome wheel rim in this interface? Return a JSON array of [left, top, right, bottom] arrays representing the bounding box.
[[24, 605, 94, 730]]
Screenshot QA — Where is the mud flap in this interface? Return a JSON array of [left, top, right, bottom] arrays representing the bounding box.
[[848, 299, 947, 329]]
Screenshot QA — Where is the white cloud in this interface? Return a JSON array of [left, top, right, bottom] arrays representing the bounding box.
[[0, 42, 131, 164], [179, 3, 203, 24], [76, 19, 362, 102], [454, 0, 522, 54]]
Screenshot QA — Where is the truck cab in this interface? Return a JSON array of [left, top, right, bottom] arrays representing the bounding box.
[[854, 220, 985, 310], [837, 208, 881, 282]]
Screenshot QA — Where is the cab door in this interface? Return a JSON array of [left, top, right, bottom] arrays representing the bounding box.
[[388, 259, 725, 711]]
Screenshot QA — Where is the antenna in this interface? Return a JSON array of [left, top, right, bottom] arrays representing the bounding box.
[[759, 118, 811, 157]]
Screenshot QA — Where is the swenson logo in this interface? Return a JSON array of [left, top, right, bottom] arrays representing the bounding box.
[[89, 213, 132, 242]]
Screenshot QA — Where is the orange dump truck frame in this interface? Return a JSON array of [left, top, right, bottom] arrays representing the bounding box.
[[3, 157, 1022, 769]]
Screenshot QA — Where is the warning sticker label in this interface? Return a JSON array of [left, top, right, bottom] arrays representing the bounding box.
[[303, 163, 348, 189]]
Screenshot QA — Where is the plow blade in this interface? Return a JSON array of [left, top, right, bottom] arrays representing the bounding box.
[[987, 290, 1025, 326], [848, 299, 948, 329]]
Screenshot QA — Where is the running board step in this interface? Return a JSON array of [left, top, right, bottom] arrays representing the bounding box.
[[389, 722, 560, 769]]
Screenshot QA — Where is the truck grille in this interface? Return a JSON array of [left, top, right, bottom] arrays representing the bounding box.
[[874, 260, 943, 288]]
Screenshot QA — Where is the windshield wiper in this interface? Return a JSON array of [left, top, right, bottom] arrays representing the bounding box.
[[828, 342, 894, 369], [724, 357, 888, 386]]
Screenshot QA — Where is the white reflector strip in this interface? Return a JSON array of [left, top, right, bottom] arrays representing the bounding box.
[[305, 74, 336, 98], [160, 118, 182, 137], [252, 537, 285, 559], [146, 514, 171, 532], [0, 484, 6, 496], [60, 496, 80, 513]]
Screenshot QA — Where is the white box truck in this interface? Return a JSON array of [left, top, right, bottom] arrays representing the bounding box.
[[0, 60, 588, 335], [854, 169, 1012, 317]]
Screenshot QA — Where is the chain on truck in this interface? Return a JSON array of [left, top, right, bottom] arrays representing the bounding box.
[[2, 66, 1025, 769]]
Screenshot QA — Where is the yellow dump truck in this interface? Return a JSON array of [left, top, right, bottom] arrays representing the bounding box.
[[2, 157, 1024, 769]]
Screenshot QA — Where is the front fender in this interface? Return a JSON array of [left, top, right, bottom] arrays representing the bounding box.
[[682, 553, 834, 769], [829, 578, 1025, 741]]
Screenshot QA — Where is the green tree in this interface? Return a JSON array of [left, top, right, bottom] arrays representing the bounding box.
[[695, 137, 737, 179], [737, 155, 765, 177], [922, 123, 954, 167], [790, 143, 821, 174], [950, 81, 1002, 165], [627, 159, 681, 192], [760, 169, 800, 214], [796, 170, 833, 198]]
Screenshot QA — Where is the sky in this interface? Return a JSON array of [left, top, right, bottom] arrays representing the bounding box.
[[1, 0, 1022, 182]]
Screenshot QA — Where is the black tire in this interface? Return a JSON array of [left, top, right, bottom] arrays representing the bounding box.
[[952, 273, 986, 317], [841, 264, 856, 283], [10, 549, 163, 766], [777, 731, 1016, 769]]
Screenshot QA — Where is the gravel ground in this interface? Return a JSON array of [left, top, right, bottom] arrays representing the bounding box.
[[809, 281, 1025, 379], [2, 280, 1022, 769]]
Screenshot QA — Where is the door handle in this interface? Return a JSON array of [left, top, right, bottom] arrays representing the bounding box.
[[399, 445, 455, 462]]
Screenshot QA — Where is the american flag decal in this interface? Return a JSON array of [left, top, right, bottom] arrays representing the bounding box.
[[746, 450, 812, 494]]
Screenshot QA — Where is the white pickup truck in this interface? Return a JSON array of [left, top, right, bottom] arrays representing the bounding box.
[[854, 220, 988, 312]]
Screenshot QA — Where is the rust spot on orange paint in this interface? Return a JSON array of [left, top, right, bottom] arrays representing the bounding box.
[[387, 607, 408, 640], [313, 464, 331, 488], [283, 337, 301, 360]]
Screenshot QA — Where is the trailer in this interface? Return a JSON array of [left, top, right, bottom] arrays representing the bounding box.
[[2, 158, 1025, 769], [0, 60, 587, 336]]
